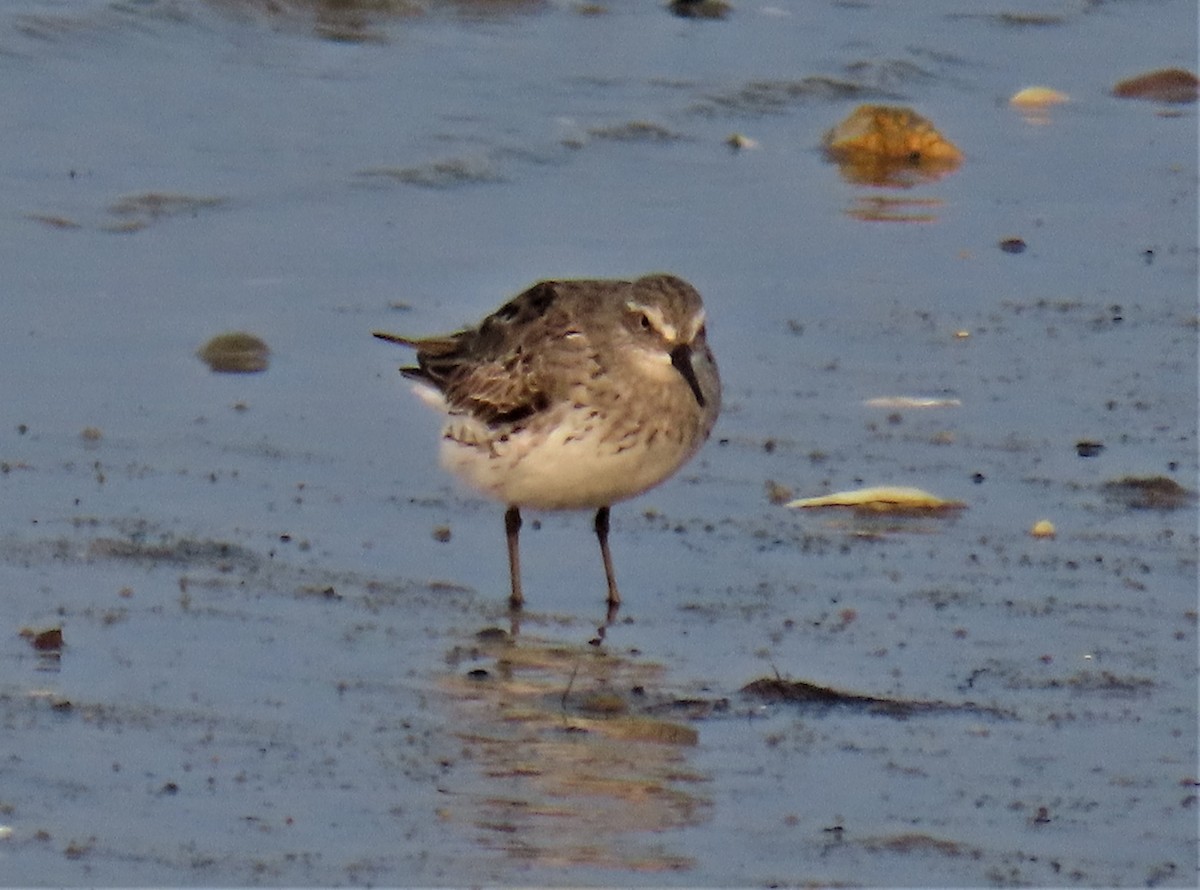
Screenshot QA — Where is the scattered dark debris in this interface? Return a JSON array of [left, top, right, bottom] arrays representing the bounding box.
[[586, 120, 685, 142], [990, 12, 1065, 26], [20, 626, 63, 652], [643, 697, 730, 720], [999, 237, 1026, 254], [668, 0, 732, 20], [297, 585, 341, 601], [764, 479, 793, 505], [696, 77, 883, 117], [21, 627, 66, 669], [1045, 670, 1154, 695], [961, 661, 1155, 697], [432, 525, 452, 543], [109, 192, 224, 220], [356, 158, 505, 189], [860, 832, 976, 857], [741, 676, 1013, 720], [104, 192, 225, 233], [1101, 475, 1195, 510], [63, 837, 96, 859], [426, 579, 473, 594], [1075, 440, 1104, 458], [26, 213, 82, 230], [223, 0, 423, 44], [88, 535, 259, 569], [842, 59, 937, 90], [475, 626, 510, 643]]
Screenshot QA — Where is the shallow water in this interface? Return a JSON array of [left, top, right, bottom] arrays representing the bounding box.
[[1, 0, 1197, 886]]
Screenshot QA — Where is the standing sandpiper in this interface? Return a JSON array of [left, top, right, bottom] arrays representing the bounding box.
[[374, 273, 721, 614]]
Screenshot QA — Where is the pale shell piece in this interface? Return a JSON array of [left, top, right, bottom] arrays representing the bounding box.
[[1029, 519, 1057, 538], [1010, 86, 1070, 108], [786, 485, 966, 511], [864, 396, 962, 409]]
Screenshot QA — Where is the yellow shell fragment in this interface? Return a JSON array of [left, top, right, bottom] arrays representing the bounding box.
[[787, 486, 966, 512], [1009, 86, 1069, 108], [1029, 519, 1057, 538]]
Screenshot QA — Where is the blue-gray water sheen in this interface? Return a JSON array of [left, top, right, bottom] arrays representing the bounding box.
[[0, 1, 1196, 885]]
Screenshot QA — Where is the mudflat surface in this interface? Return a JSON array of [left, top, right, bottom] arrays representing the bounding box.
[[1, 1, 1196, 886]]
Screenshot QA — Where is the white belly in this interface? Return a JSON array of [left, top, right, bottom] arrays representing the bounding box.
[[439, 412, 701, 510]]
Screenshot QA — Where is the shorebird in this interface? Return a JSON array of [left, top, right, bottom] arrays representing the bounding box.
[[374, 273, 720, 613]]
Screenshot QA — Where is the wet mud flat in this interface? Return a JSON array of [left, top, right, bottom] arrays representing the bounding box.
[[1, 417, 1195, 886], [1, 0, 1198, 886]]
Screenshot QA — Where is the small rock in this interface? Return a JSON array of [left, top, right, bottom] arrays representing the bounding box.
[[20, 626, 63, 651], [197, 333, 270, 374], [1112, 68, 1199, 103], [823, 104, 963, 187]]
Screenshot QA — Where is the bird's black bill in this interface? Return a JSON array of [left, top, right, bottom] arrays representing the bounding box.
[[670, 344, 706, 407]]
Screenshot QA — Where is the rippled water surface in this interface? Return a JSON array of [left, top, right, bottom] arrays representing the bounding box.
[[1, 0, 1197, 885]]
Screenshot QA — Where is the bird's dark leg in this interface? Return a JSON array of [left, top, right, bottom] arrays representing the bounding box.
[[594, 506, 621, 617], [505, 506, 523, 610]]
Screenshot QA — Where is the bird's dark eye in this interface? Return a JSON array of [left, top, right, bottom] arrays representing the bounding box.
[[639, 314, 652, 331]]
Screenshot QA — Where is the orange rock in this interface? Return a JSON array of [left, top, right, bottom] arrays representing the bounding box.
[[823, 105, 962, 187]]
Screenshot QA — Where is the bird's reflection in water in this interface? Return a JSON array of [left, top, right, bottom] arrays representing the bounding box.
[[438, 625, 715, 872]]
